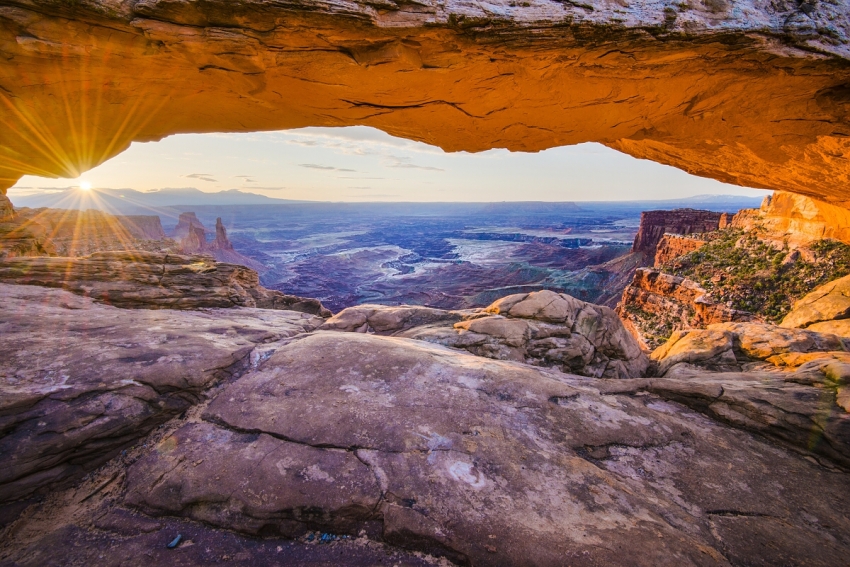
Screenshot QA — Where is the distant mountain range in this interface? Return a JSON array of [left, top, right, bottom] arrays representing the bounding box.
[[10, 187, 307, 215], [9, 187, 766, 219]]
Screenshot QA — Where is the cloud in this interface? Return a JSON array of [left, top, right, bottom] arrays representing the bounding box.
[[183, 173, 218, 182], [234, 175, 257, 183], [299, 164, 356, 172], [337, 176, 386, 180], [385, 156, 444, 172]]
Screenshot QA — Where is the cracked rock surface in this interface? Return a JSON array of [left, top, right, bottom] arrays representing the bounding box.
[[121, 331, 850, 566], [0, 283, 323, 510]]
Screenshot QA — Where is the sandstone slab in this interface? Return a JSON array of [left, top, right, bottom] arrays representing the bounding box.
[[123, 331, 850, 566], [782, 273, 850, 329], [0, 283, 323, 507]]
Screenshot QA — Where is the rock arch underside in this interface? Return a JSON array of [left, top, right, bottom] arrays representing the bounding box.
[[0, 0, 849, 205]]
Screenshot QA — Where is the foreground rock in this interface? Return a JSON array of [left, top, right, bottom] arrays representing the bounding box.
[[118, 331, 850, 566], [0, 251, 331, 316], [0, 283, 324, 512], [645, 321, 850, 466], [652, 321, 849, 376], [782, 273, 850, 333], [322, 290, 648, 378]]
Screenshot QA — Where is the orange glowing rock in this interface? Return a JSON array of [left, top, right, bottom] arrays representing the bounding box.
[[0, 1, 848, 206]]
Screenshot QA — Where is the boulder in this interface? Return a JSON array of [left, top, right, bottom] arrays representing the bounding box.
[[323, 290, 648, 379], [782, 273, 850, 329], [0, 283, 324, 506], [121, 331, 850, 566]]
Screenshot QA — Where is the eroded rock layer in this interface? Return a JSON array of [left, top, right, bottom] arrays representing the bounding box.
[[0, 1, 849, 202], [0, 251, 331, 315]]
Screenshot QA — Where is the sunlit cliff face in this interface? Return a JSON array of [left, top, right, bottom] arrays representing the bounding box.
[[0, 0, 849, 205]]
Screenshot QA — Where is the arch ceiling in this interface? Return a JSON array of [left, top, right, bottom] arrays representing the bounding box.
[[0, 0, 848, 205]]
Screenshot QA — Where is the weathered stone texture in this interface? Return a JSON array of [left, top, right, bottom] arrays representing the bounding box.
[[0, 283, 324, 505], [120, 331, 850, 566]]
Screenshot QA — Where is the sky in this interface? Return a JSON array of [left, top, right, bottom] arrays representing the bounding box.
[[9, 126, 768, 202]]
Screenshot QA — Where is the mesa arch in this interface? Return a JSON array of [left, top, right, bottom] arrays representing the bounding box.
[[0, 0, 849, 207]]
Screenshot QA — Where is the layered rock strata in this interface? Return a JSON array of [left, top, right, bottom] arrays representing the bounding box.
[[322, 289, 649, 378], [1, 2, 850, 204], [0, 251, 331, 316], [631, 209, 723, 259], [653, 233, 708, 267], [732, 192, 850, 247], [0, 283, 325, 508], [616, 267, 754, 349], [1, 208, 171, 258]]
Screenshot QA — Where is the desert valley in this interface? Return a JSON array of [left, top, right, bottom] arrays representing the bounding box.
[[1, 0, 850, 566]]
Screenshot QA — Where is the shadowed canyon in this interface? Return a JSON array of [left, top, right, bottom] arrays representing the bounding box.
[[2, 1, 850, 566]]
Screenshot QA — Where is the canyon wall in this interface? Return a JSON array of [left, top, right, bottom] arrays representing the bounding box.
[[732, 192, 850, 246], [0, 1, 849, 204], [616, 267, 754, 349], [631, 208, 724, 258], [653, 234, 708, 267]]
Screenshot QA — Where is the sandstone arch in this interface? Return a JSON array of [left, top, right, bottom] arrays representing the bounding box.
[[0, 0, 848, 206]]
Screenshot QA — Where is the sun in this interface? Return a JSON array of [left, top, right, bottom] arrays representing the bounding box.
[[79, 181, 92, 191]]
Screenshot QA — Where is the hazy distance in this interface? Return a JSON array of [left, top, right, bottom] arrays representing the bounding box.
[[9, 126, 768, 203]]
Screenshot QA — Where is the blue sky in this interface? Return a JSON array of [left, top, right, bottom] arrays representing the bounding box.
[[9, 126, 768, 202]]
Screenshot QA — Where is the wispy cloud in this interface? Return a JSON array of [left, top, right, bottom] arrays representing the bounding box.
[[299, 164, 356, 172], [234, 175, 257, 183], [385, 156, 444, 172], [183, 173, 218, 182]]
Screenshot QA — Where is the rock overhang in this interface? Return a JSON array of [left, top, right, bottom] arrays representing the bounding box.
[[0, 0, 849, 206]]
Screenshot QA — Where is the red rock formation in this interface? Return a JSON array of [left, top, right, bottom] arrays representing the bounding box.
[[616, 267, 755, 349], [176, 213, 265, 271], [732, 192, 850, 247], [173, 212, 207, 240], [653, 234, 708, 267], [119, 216, 166, 240], [631, 209, 723, 258], [213, 217, 233, 251], [1, 208, 170, 258]]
